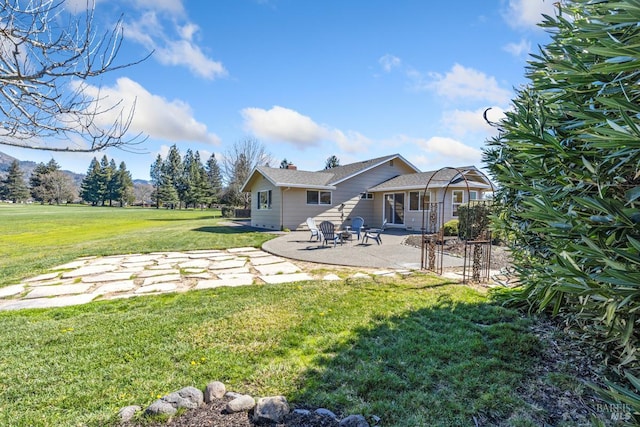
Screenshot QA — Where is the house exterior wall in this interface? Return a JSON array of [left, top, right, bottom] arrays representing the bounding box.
[[283, 160, 415, 231], [249, 176, 281, 230]]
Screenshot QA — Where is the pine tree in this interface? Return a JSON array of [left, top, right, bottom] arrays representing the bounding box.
[[205, 153, 223, 206], [150, 154, 164, 209], [1, 160, 29, 203], [164, 145, 184, 208], [99, 155, 114, 206], [80, 157, 104, 205], [114, 162, 134, 207], [324, 155, 340, 169], [30, 159, 61, 204]]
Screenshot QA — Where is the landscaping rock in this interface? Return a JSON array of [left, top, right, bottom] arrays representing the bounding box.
[[117, 405, 141, 422], [177, 386, 204, 407], [340, 414, 370, 427], [163, 391, 198, 410], [293, 408, 311, 416], [225, 394, 255, 413], [204, 381, 226, 402], [316, 408, 339, 419], [253, 395, 290, 423], [145, 399, 177, 416]]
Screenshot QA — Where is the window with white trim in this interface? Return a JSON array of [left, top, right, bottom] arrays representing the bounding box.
[[452, 190, 464, 216], [360, 192, 374, 200], [257, 190, 272, 210], [409, 191, 431, 211], [470, 190, 478, 201], [306, 190, 332, 205]]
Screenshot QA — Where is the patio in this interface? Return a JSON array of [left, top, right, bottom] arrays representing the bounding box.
[[262, 228, 466, 270]]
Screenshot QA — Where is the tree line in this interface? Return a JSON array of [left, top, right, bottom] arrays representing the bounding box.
[[0, 159, 77, 204]]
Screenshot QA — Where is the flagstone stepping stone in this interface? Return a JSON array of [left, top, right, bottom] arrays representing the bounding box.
[[178, 260, 211, 269], [250, 256, 286, 266], [322, 274, 342, 281], [26, 283, 94, 299], [184, 272, 212, 279], [260, 273, 313, 284], [81, 272, 133, 283], [61, 264, 118, 278], [23, 272, 60, 282], [372, 270, 396, 277], [209, 267, 251, 276], [253, 262, 300, 275], [124, 255, 161, 263], [135, 282, 178, 294], [26, 278, 77, 287], [93, 280, 137, 295], [350, 273, 370, 279], [0, 294, 96, 311], [88, 257, 125, 265], [137, 269, 179, 278], [195, 276, 254, 290], [142, 274, 181, 286], [121, 261, 155, 269], [187, 252, 222, 259], [209, 259, 246, 270], [238, 250, 270, 257], [217, 273, 255, 283], [227, 247, 258, 253], [208, 255, 235, 261], [0, 284, 25, 298], [52, 260, 89, 270]]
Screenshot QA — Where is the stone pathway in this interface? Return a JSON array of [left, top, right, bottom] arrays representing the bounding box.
[[0, 247, 414, 312]]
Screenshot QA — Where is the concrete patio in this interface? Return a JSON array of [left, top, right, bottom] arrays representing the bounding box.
[[262, 228, 465, 270]]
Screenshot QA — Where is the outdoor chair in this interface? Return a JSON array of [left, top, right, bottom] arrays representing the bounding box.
[[363, 219, 387, 245], [318, 221, 342, 247], [306, 217, 321, 241], [349, 216, 365, 240]]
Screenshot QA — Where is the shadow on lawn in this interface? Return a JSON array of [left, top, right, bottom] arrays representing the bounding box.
[[193, 225, 263, 234], [147, 215, 219, 222], [290, 299, 551, 426]]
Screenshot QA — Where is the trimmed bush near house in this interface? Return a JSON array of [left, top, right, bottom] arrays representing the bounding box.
[[442, 219, 458, 236]]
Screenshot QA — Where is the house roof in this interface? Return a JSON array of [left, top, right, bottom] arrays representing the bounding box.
[[240, 153, 420, 192], [367, 166, 494, 192]]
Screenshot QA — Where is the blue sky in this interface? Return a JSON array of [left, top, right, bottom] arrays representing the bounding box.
[[2, 0, 558, 180]]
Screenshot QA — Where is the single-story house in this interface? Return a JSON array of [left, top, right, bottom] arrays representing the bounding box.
[[240, 154, 494, 231]]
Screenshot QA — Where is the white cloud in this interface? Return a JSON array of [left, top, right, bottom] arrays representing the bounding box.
[[393, 135, 482, 168], [503, 38, 532, 57], [74, 77, 220, 145], [241, 106, 372, 153], [442, 107, 506, 138], [423, 64, 512, 105], [123, 8, 226, 79], [503, 0, 558, 30], [379, 54, 401, 72]]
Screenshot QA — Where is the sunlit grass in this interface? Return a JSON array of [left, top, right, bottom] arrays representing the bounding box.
[[0, 204, 275, 286], [0, 275, 542, 426]]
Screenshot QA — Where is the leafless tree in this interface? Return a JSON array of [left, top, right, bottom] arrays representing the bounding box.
[[0, 0, 148, 152], [222, 138, 273, 208]]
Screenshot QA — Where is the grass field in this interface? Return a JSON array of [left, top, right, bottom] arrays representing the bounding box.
[[0, 204, 274, 287], [0, 204, 587, 426]]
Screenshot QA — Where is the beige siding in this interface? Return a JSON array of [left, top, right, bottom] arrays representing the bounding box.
[[282, 160, 415, 230], [250, 177, 280, 230]]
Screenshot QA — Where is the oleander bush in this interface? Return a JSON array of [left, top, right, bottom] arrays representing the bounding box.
[[484, 0, 640, 417]]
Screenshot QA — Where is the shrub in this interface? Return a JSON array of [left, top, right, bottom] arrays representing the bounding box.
[[458, 202, 492, 241], [442, 219, 458, 236]]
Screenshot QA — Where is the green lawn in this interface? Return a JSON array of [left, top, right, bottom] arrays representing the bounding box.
[[0, 204, 275, 287], [0, 204, 580, 426]]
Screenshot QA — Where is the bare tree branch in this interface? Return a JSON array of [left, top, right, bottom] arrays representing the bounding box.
[[0, 0, 150, 152]]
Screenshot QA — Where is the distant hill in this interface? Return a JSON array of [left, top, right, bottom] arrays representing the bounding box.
[[0, 150, 84, 185]]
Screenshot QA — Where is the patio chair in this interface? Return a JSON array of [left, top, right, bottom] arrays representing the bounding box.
[[306, 217, 321, 241], [363, 219, 387, 245], [318, 221, 342, 247], [349, 216, 365, 240]]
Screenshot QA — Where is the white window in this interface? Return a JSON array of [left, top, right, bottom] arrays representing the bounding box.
[[257, 190, 272, 210], [409, 191, 431, 211], [307, 190, 332, 205], [360, 192, 374, 200], [470, 190, 478, 201], [452, 190, 464, 216]]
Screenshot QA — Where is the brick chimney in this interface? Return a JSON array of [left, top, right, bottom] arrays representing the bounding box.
[[286, 163, 297, 170]]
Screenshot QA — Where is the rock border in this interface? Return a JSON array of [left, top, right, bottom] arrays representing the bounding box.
[[119, 380, 376, 426]]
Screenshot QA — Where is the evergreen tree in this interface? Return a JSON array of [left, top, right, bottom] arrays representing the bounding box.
[[30, 159, 60, 203], [280, 158, 290, 169], [324, 155, 340, 169], [164, 145, 184, 208], [205, 153, 223, 206], [80, 157, 104, 205], [1, 160, 29, 203], [194, 151, 211, 209], [106, 158, 119, 206], [150, 154, 164, 209], [114, 162, 134, 206], [99, 155, 114, 206]]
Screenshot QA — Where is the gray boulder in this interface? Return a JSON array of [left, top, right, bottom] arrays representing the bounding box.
[[340, 414, 370, 427], [226, 394, 256, 413], [253, 396, 290, 423], [177, 386, 204, 407], [205, 381, 226, 402], [145, 399, 177, 416], [316, 408, 339, 419], [117, 405, 141, 422], [163, 391, 199, 409]]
